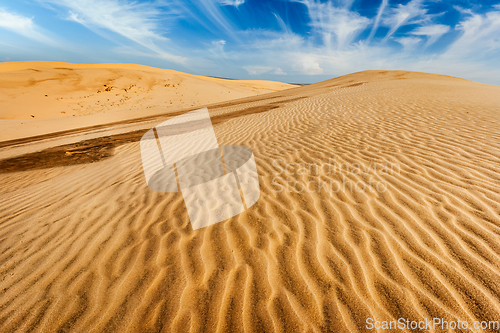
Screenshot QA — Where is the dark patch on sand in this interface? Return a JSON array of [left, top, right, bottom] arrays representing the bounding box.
[[0, 95, 304, 150], [326, 80, 365, 88], [344, 82, 365, 87], [0, 130, 147, 174]]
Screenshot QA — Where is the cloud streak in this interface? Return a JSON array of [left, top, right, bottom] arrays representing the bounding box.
[[218, 0, 245, 7], [368, 0, 388, 41], [41, 0, 186, 63], [411, 24, 450, 47], [295, 0, 371, 49], [382, 0, 428, 41], [0, 8, 56, 45]]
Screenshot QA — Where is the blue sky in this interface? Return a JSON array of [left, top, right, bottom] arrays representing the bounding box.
[[1, 0, 499, 84]]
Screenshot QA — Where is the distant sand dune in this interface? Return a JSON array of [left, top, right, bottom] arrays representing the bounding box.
[[0, 61, 296, 119], [1, 69, 500, 332]]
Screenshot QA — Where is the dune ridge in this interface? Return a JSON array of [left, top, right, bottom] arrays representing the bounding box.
[[0, 61, 296, 120], [1, 70, 500, 332]]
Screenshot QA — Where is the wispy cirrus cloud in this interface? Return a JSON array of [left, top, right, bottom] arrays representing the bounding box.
[[0, 8, 56, 45], [382, 0, 428, 41], [194, 0, 241, 41], [218, 0, 245, 7], [40, 0, 186, 63], [394, 36, 422, 49], [295, 0, 371, 49], [411, 24, 450, 47], [413, 6, 500, 83], [243, 65, 287, 75], [368, 0, 388, 41], [446, 8, 500, 57]]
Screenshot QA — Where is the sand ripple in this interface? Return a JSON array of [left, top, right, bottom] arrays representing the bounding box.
[[1, 71, 500, 332]]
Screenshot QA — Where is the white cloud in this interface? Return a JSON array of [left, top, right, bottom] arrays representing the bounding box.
[[211, 39, 226, 50], [195, 0, 241, 41], [41, 0, 186, 64], [293, 54, 324, 75], [440, 8, 500, 61], [404, 7, 500, 84], [296, 0, 371, 49], [0, 8, 55, 45], [273, 13, 289, 32], [411, 24, 450, 46], [382, 0, 428, 41], [0, 9, 33, 31], [243, 65, 287, 75], [209, 39, 227, 58], [243, 66, 271, 75], [246, 31, 304, 50], [395, 36, 422, 49], [273, 67, 287, 75], [218, 0, 245, 7], [368, 0, 388, 41]]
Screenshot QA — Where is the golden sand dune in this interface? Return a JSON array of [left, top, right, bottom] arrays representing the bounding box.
[[1, 69, 500, 332], [0, 61, 295, 120], [0, 62, 296, 142]]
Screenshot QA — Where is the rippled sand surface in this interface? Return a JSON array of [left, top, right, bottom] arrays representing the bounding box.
[[1, 70, 500, 332]]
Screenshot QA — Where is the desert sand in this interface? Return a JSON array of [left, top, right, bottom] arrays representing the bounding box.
[[0, 62, 296, 142], [1, 67, 500, 332]]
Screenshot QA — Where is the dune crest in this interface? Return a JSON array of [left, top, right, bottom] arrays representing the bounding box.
[[0, 61, 296, 120]]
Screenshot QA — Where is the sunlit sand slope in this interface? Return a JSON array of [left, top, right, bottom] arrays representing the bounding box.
[[0, 61, 296, 119], [1, 70, 500, 332]]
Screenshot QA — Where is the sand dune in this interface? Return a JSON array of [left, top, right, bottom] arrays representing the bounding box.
[[0, 61, 295, 120], [0, 61, 296, 141], [1, 69, 500, 332]]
